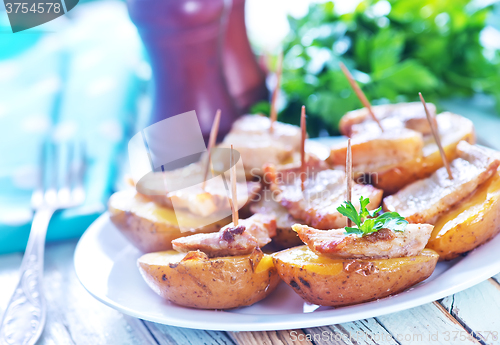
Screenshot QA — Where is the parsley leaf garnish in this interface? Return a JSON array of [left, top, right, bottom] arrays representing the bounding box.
[[337, 196, 408, 236]]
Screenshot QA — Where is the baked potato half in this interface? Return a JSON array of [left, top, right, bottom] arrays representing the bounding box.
[[273, 246, 438, 307], [138, 249, 280, 309], [426, 168, 500, 260], [109, 190, 230, 252], [369, 113, 475, 194]]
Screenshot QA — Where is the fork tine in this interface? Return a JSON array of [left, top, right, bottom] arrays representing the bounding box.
[[51, 142, 58, 190], [31, 141, 46, 207], [39, 141, 46, 191], [72, 141, 86, 204], [58, 142, 73, 204], [65, 142, 74, 189], [45, 143, 58, 205]]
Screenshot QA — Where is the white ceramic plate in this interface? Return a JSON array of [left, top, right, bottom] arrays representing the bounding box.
[[75, 213, 500, 331]]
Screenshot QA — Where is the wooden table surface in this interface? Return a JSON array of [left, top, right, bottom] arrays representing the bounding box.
[[0, 240, 499, 345]]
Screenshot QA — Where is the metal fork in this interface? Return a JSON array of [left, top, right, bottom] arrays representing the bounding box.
[[0, 142, 86, 345]]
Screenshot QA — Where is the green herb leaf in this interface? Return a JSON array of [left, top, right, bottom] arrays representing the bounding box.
[[336, 197, 408, 236], [358, 196, 371, 220], [374, 212, 408, 232], [369, 206, 382, 218], [358, 218, 377, 235], [344, 226, 364, 235], [337, 200, 361, 227]]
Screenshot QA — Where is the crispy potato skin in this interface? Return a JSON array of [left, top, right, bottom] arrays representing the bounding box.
[[273, 246, 438, 307], [371, 113, 475, 195], [427, 169, 500, 260], [138, 250, 280, 309], [109, 190, 229, 252]]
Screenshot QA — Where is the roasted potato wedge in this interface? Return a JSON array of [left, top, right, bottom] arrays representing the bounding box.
[[109, 190, 230, 252], [138, 249, 280, 309], [426, 168, 500, 260], [369, 113, 475, 194], [273, 246, 438, 307]]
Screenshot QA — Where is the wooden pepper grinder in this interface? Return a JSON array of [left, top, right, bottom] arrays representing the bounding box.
[[127, 0, 239, 140], [223, 0, 268, 113]]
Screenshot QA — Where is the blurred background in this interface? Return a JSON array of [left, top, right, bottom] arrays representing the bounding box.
[[1, 0, 500, 253]]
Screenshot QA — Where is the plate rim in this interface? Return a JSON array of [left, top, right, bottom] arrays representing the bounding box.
[[74, 213, 500, 331]]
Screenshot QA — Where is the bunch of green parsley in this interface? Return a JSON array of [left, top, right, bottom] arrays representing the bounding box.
[[253, 0, 500, 136]]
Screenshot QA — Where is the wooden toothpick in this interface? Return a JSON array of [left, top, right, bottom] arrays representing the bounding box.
[[269, 51, 284, 134], [339, 62, 384, 132], [300, 105, 306, 191], [346, 138, 353, 227], [230, 144, 239, 226], [419, 92, 453, 180], [202, 109, 221, 189]]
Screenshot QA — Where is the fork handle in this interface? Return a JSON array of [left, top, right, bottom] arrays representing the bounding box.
[[0, 208, 54, 345]]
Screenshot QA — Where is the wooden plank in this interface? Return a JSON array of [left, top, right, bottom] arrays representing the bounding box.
[[125, 317, 161, 344], [144, 322, 235, 345], [441, 279, 500, 345], [303, 319, 400, 345], [376, 302, 480, 345], [0, 251, 76, 345], [229, 329, 312, 345], [40, 241, 158, 345], [0, 252, 23, 314]]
